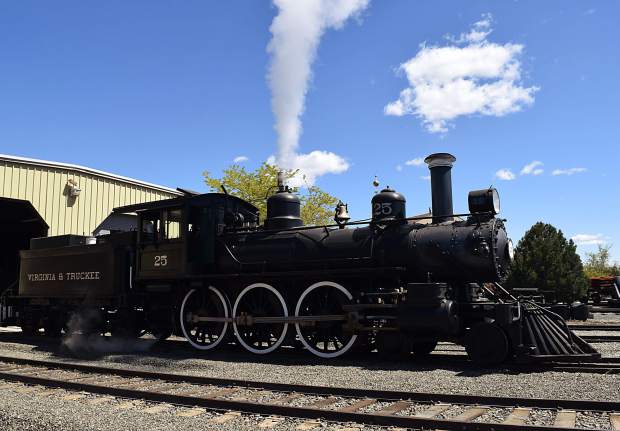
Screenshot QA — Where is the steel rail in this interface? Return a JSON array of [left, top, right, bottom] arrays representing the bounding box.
[[0, 355, 618, 412], [411, 353, 620, 373], [581, 335, 620, 342], [567, 324, 620, 331]]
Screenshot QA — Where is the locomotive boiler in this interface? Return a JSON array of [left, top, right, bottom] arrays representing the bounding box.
[[2, 153, 598, 365]]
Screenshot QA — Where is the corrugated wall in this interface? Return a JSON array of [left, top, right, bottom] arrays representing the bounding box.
[[0, 160, 178, 236]]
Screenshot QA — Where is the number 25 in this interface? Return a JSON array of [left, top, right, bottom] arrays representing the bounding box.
[[373, 202, 392, 215], [154, 255, 168, 267]]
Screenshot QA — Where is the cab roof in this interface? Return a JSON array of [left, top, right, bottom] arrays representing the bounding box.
[[113, 192, 259, 215]]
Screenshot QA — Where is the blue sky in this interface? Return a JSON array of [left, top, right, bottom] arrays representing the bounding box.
[[1, 1, 618, 261]]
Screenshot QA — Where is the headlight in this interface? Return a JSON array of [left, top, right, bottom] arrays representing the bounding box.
[[505, 239, 514, 261], [468, 188, 500, 215]]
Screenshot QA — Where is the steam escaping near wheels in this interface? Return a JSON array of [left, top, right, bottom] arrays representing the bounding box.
[[180, 286, 230, 351], [61, 309, 156, 358]]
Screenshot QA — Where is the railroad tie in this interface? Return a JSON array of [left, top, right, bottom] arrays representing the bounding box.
[[35, 389, 60, 397], [206, 387, 238, 398], [108, 379, 147, 389], [4, 367, 39, 375], [114, 400, 143, 410], [134, 382, 176, 392], [88, 396, 115, 406], [553, 410, 576, 428], [295, 420, 321, 430], [208, 411, 241, 424], [503, 407, 531, 425], [258, 416, 284, 429], [62, 392, 87, 401], [15, 385, 37, 394], [338, 398, 377, 413], [65, 375, 108, 384], [274, 392, 303, 404], [308, 396, 338, 409], [414, 403, 451, 418], [610, 413, 620, 430], [171, 387, 209, 397], [451, 406, 489, 422], [143, 403, 173, 414], [175, 408, 206, 418], [83, 376, 128, 386], [377, 400, 411, 416]]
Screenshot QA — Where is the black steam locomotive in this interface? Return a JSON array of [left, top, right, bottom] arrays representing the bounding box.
[[1, 153, 598, 365]]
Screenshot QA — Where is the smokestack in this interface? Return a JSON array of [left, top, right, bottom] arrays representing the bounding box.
[[424, 153, 456, 223]]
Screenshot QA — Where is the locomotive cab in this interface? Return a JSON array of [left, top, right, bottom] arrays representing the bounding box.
[[114, 193, 260, 281]]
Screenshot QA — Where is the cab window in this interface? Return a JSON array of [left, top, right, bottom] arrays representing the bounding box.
[[163, 208, 182, 240]]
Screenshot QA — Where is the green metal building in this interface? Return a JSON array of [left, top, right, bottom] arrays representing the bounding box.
[[0, 154, 181, 294]]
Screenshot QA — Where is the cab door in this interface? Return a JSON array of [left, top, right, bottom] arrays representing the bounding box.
[[137, 208, 185, 279]]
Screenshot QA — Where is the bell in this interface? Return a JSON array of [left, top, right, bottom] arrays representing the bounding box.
[[334, 201, 350, 227]]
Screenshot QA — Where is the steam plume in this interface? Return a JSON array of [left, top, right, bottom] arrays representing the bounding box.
[[267, 0, 369, 183]]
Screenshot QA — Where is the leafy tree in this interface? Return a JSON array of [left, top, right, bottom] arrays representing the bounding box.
[[203, 162, 339, 226], [505, 222, 588, 302], [583, 244, 620, 278]]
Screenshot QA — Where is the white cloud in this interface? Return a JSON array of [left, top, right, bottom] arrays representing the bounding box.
[[405, 157, 425, 166], [585, 8, 596, 15], [571, 234, 605, 246], [267, 150, 349, 187], [447, 13, 493, 44], [385, 14, 538, 133], [520, 160, 544, 176], [233, 155, 249, 163], [395, 165, 403, 172], [552, 167, 587, 176], [268, 0, 368, 173], [420, 175, 431, 181], [495, 168, 516, 181]]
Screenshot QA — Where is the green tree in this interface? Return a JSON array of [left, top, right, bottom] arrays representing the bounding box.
[[583, 244, 620, 278], [505, 222, 588, 302], [203, 162, 339, 226]]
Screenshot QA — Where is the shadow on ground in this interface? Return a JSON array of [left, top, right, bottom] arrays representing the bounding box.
[[0, 331, 536, 377]]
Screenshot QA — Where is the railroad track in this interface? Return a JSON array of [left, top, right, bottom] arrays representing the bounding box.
[[581, 335, 620, 343], [0, 355, 618, 430], [568, 324, 620, 331], [411, 354, 620, 374]]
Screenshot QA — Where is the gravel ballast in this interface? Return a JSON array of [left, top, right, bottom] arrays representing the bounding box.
[[0, 320, 618, 430], [0, 332, 617, 403]]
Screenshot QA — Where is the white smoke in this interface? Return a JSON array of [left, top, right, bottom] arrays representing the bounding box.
[[267, 0, 369, 184]]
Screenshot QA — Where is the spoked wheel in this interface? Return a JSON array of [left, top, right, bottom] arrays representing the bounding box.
[[180, 286, 229, 351], [233, 283, 288, 354], [295, 281, 357, 358]]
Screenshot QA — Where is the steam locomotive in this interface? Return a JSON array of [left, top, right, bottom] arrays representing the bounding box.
[[2, 153, 598, 365]]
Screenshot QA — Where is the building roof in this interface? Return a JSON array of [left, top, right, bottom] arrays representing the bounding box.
[[0, 154, 182, 196]]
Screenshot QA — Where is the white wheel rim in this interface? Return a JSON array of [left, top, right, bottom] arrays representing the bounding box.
[[295, 281, 358, 359], [233, 283, 288, 354], [180, 286, 229, 351]]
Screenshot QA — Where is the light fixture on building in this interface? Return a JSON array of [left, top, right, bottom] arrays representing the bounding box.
[[67, 179, 81, 197]]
